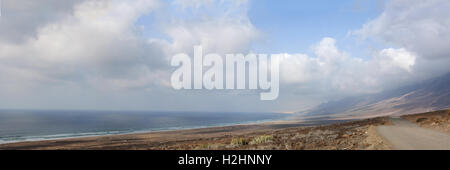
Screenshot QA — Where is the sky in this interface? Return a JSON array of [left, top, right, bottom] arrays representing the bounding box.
[[0, 0, 450, 113]]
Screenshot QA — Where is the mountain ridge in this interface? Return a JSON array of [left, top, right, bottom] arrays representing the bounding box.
[[306, 72, 450, 119]]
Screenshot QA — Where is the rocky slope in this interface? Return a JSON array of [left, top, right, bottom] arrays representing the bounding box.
[[307, 72, 450, 118]]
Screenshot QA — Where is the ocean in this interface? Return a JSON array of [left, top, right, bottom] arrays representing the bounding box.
[[0, 110, 289, 144]]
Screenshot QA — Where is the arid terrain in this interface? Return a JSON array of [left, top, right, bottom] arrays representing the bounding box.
[[1, 109, 449, 150], [177, 117, 392, 150], [0, 117, 392, 150], [402, 109, 450, 134]]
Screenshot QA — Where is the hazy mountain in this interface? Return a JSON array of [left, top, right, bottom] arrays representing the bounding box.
[[306, 72, 450, 119]]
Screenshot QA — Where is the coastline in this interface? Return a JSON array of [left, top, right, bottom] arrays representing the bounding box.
[[0, 115, 366, 150], [0, 115, 297, 146]]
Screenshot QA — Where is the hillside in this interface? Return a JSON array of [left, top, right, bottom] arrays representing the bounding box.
[[306, 72, 450, 119]]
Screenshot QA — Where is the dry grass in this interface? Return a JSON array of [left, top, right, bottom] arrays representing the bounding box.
[[250, 135, 273, 145], [194, 143, 226, 150], [229, 138, 248, 147]]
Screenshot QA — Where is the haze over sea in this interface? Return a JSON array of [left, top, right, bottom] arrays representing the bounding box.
[[0, 110, 288, 144]]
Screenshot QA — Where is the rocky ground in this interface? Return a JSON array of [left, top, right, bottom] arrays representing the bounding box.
[[158, 117, 392, 150], [402, 109, 450, 134]]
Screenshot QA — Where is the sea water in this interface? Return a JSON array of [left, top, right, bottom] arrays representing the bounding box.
[[0, 110, 289, 144]]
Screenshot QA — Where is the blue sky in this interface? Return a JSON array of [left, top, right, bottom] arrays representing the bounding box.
[[247, 0, 385, 57], [136, 0, 386, 59]]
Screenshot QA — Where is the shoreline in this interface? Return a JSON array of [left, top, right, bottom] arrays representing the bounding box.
[[0, 115, 299, 146], [0, 116, 365, 150]]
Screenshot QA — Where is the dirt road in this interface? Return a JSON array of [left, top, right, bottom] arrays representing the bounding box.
[[377, 118, 450, 150]]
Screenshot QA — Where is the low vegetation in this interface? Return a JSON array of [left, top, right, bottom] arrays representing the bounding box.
[[230, 138, 248, 146], [250, 135, 273, 145], [194, 143, 226, 150], [184, 117, 392, 150]]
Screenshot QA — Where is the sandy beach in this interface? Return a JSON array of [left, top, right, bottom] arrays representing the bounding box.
[[0, 116, 392, 150]]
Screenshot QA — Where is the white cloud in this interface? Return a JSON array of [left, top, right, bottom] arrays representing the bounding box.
[[0, 0, 168, 109], [164, 18, 259, 55], [0, 0, 86, 43], [314, 37, 346, 62], [161, 0, 259, 56], [0, 0, 448, 112], [280, 37, 420, 97], [172, 0, 215, 9], [378, 48, 416, 72], [347, 0, 450, 96], [0, 0, 164, 86], [0, 0, 262, 111], [172, 0, 249, 9], [279, 53, 318, 84], [355, 0, 450, 59]]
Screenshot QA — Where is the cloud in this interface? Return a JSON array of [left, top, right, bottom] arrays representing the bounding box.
[[172, 0, 215, 9], [160, 0, 259, 56], [164, 18, 259, 55], [0, 0, 448, 112], [274, 0, 450, 111], [279, 37, 421, 98], [279, 53, 318, 84], [377, 48, 416, 72], [355, 0, 450, 59], [172, 0, 249, 9], [0, 0, 170, 111], [0, 0, 262, 111], [0, 0, 86, 43], [349, 0, 450, 93], [0, 0, 165, 90]]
